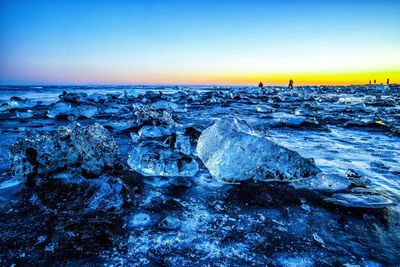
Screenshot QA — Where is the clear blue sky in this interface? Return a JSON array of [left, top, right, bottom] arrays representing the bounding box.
[[1, 0, 399, 85]]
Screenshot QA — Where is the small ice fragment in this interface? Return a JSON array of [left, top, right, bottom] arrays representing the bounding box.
[[312, 233, 325, 245], [128, 141, 198, 177]]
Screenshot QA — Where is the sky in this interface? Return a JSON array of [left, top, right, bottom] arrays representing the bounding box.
[[0, 0, 399, 86]]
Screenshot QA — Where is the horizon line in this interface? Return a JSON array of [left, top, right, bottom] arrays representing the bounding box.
[[0, 82, 397, 87]]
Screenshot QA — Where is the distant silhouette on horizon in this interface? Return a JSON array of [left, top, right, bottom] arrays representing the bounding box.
[[288, 79, 293, 89], [258, 82, 264, 89], [374, 79, 376, 84], [369, 80, 371, 85], [387, 78, 390, 85]]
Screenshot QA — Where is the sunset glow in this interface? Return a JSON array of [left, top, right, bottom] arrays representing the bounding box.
[[1, 0, 399, 85]]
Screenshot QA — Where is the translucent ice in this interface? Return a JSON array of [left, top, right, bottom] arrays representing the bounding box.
[[127, 141, 198, 177], [10, 122, 119, 182], [138, 125, 173, 138], [196, 117, 320, 183], [47, 102, 72, 119], [256, 103, 275, 113], [74, 104, 98, 118]]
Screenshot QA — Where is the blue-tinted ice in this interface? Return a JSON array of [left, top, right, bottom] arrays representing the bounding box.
[[0, 84, 399, 266]]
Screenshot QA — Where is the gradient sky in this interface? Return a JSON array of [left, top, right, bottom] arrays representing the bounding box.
[[1, 0, 399, 85]]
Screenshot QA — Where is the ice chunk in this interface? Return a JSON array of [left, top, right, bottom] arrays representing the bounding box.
[[139, 125, 173, 138], [8, 96, 34, 109], [130, 132, 140, 143], [10, 122, 119, 182], [312, 233, 325, 245], [47, 102, 72, 119], [59, 91, 87, 103], [130, 104, 175, 127], [64, 123, 119, 177], [293, 173, 351, 192], [86, 93, 108, 103], [74, 104, 98, 118], [294, 107, 311, 116], [196, 117, 320, 183], [174, 134, 191, 155], [152, 100, 187, 112], [127, 141, 198, 177], [11, 130, 65, 180], [286, 116, 307, 126], [256, 103, 275, 113]]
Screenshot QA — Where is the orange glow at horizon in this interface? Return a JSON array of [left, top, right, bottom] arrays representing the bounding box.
[[63, 69, 400, 86]]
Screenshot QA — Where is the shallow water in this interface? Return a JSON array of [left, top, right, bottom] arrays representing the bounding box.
[[0, 85, 399, 266]]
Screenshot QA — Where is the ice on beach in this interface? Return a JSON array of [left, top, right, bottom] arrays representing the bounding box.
[[293, 173, 351, 192], [47, 102, 98, 119], [47, 102, 72, 119], [152, 100, 187, 112], [256, 103, 275, 113], [10, 122, 119, 181], [196, 117, 320, 183], [138, 125, 174, 138], [128, 141, 198, 177], [130, 104, 175, 127]]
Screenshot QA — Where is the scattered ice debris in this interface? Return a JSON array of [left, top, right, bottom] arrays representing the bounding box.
[[128, 141, 198, 177], [196, 117, 320, 183]]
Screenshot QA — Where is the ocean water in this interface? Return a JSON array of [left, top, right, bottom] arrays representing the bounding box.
[[0, 85, 399, 266]]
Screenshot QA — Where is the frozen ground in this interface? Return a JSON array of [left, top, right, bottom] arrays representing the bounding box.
[[0, 84, 399, 266]]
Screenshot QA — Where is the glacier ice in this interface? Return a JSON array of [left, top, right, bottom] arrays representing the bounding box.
[[129, 104, 175, 127], [196, 117, 321, 183], [127, 141, 198, 177], [47, 102, 98, 119], [138, 125, 173, 138], [47, 102, 73, 119], [10, 122, 119, 182]]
